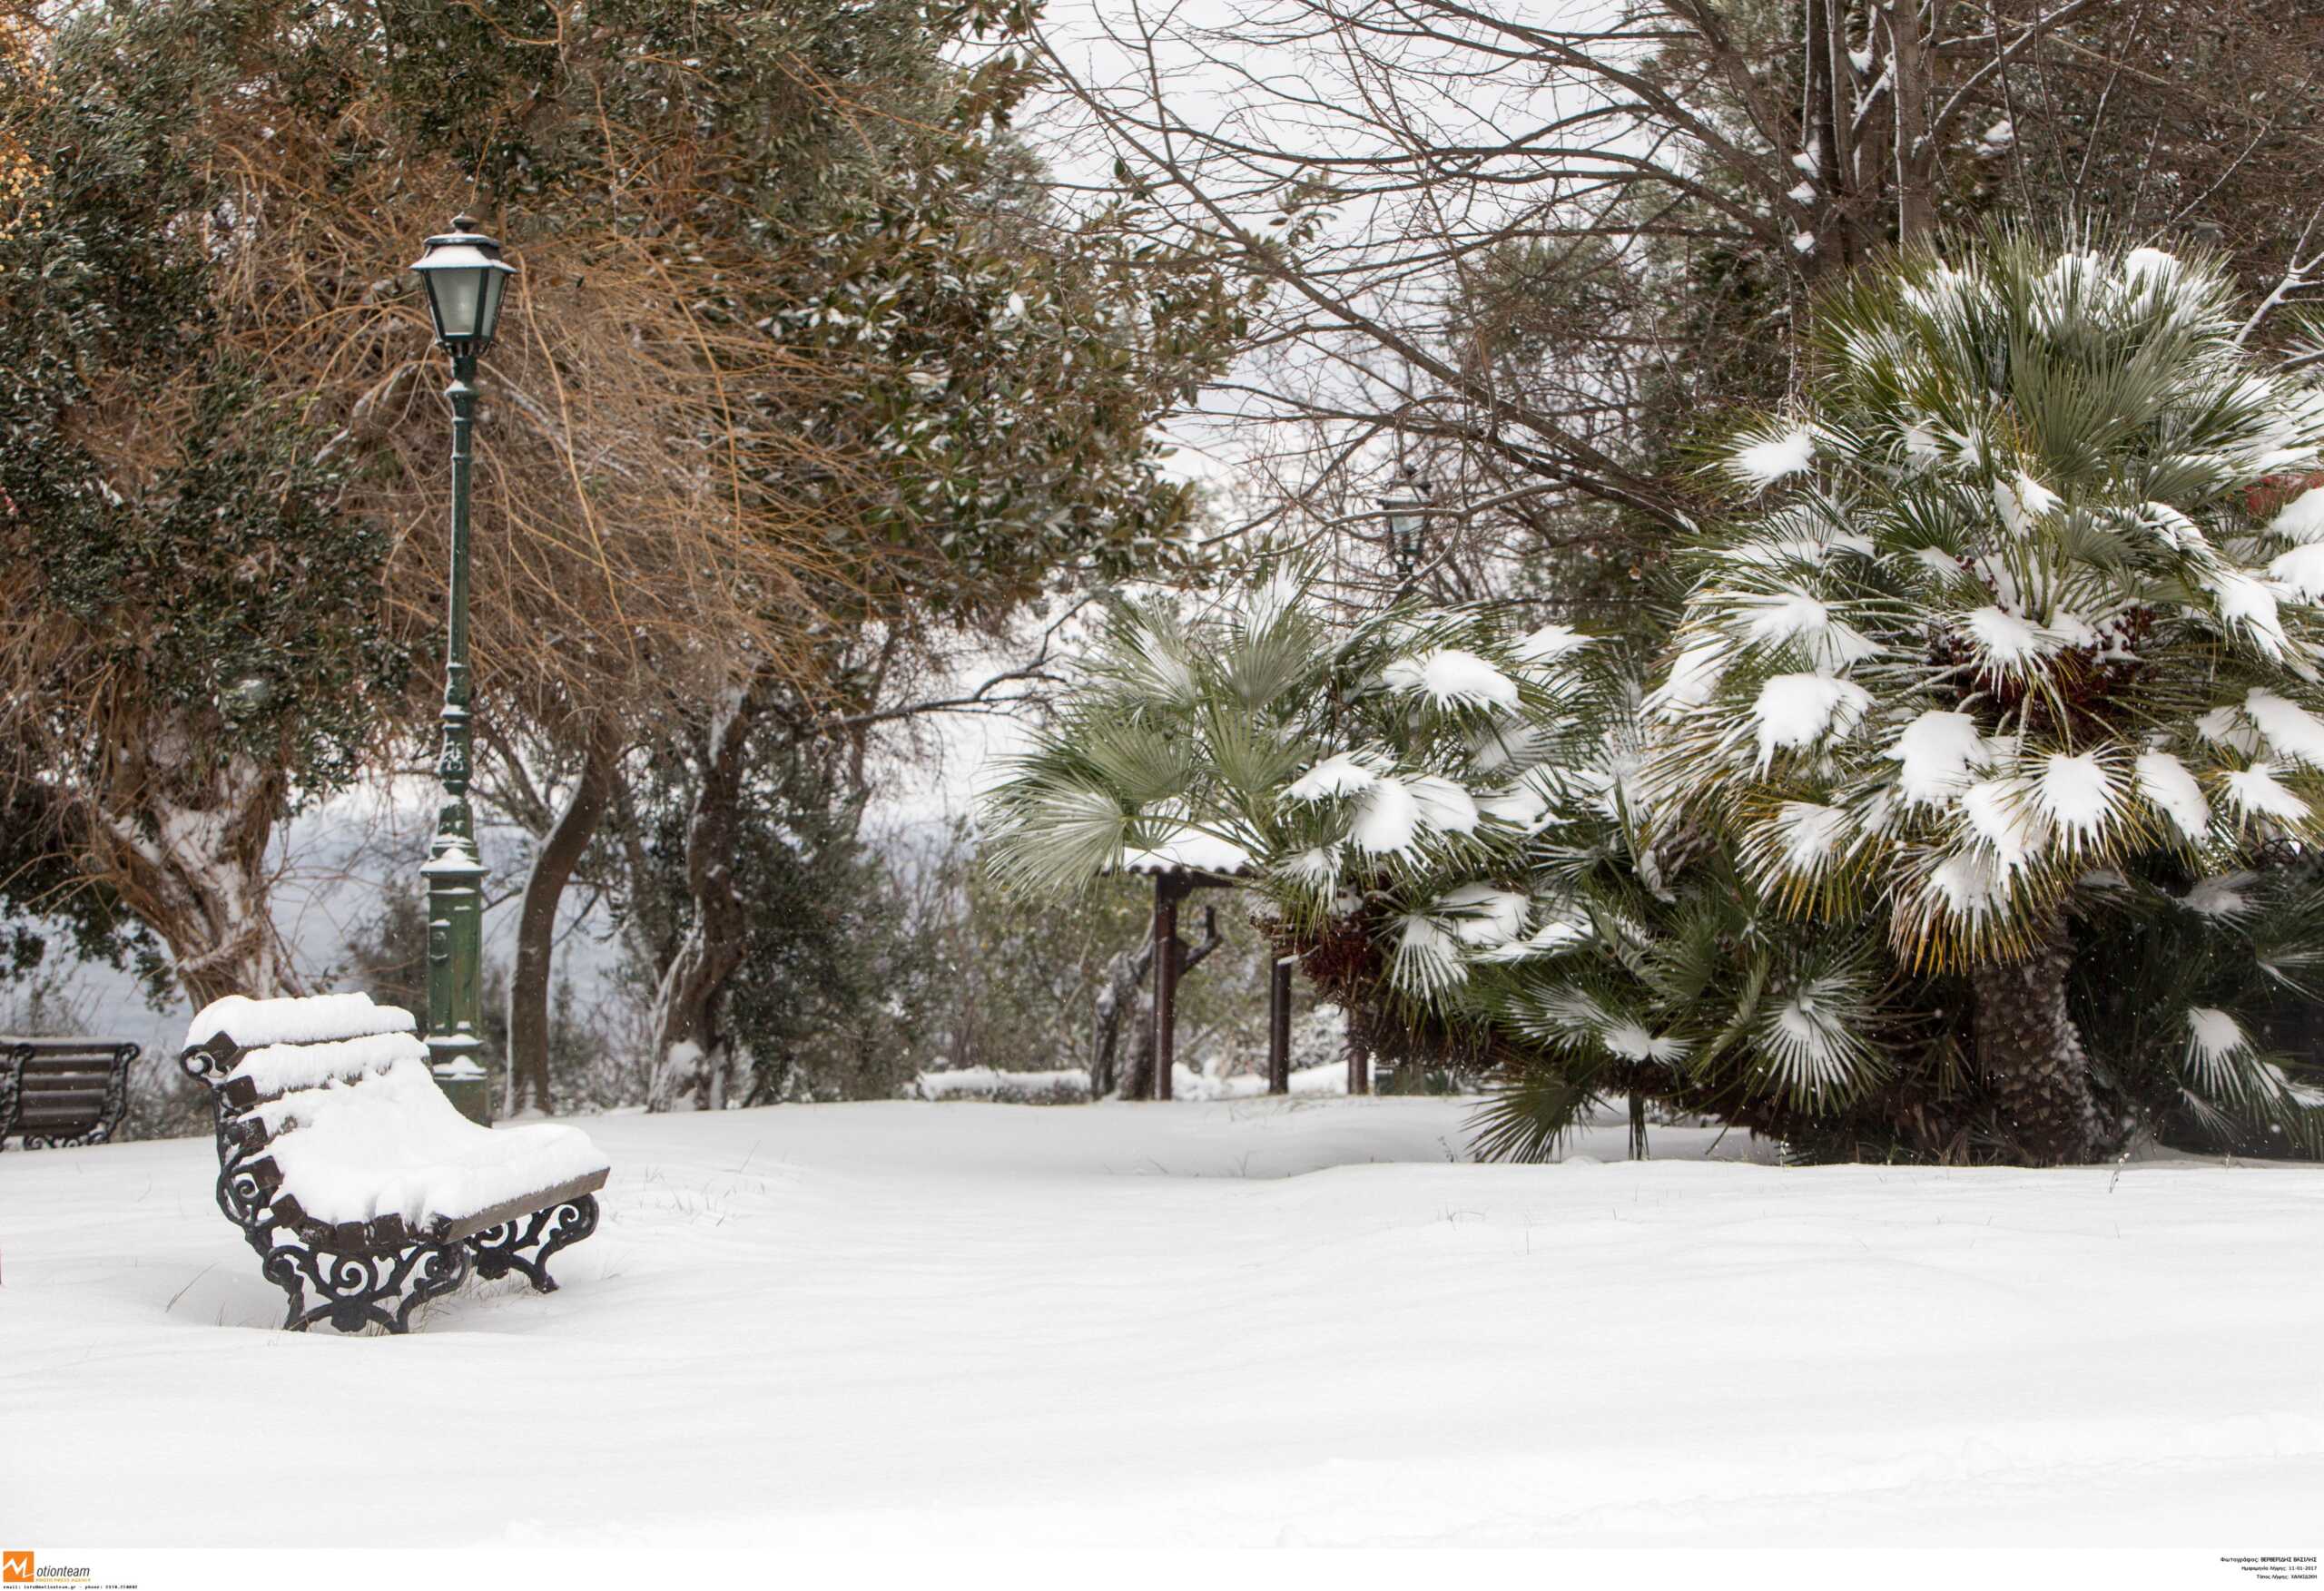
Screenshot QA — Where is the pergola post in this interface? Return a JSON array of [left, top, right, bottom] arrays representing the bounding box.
[[1267, 956, 1293, 1095], [1151, 872, 1187, 1101]]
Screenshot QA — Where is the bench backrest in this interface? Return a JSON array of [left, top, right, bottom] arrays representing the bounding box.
[[2, 1036, 136, 1144], [181, 993, 439, 1252], [182, 993, 423, 1125], [181, 994, 418, 1083]]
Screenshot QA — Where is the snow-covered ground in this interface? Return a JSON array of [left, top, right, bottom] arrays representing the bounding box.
[[5, 1096, 2322, 1548]]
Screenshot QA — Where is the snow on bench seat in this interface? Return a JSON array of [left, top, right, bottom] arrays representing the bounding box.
[[249, 1052, 610, 1234]]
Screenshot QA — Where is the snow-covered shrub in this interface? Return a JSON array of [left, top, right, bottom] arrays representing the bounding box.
[[1645, 236, 2324, 1161], [911, 1066, 1095, 1105], [981, 571, 1624, 1082]]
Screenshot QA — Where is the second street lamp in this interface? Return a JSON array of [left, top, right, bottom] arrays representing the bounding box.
[[410, 215, 516, 1125], [1378, 466, 1433, 600]]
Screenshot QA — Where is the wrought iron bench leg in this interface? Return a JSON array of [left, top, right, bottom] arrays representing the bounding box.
[[468, 1194, 602, 1293], [270, 1238, 473, 1334]]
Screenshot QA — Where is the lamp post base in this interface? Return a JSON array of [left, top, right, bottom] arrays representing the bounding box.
[[429, 1049, 493, 1126], [427, 1034, 492, 1125], [421, 834, 491, 1126]]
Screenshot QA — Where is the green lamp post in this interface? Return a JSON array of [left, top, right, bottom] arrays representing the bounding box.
[[410, 215, 516, 1125]]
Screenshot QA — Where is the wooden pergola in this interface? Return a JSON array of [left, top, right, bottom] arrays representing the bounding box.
[[1113, 834, 1298, 1101]]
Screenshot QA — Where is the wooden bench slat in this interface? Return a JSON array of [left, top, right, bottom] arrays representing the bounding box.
[[20, 1086, 108, 1107], [1, 1036, 134, 1056], [17, 1107, 105, 1127], [438, 1167, 612, 1242]]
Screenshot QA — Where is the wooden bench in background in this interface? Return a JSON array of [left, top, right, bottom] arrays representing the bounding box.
[[181, 993, 610, 1333], [1, 1036, 136, 1150]]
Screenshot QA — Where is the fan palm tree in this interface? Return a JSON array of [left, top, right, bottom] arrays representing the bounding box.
[[1645, 235, 2324, 1162]]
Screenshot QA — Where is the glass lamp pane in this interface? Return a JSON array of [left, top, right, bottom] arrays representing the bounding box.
[[432, 269, 483, 339], [477, 267, 508, 343]]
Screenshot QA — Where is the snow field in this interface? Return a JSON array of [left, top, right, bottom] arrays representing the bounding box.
[[3, 1096, 2321, 1548]]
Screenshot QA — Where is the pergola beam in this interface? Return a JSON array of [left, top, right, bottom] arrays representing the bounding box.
[[1149, 872, 1189, 1101], [1267, 956, 1293, 1095]]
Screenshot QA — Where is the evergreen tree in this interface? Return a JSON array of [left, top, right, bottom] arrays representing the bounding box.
[[0, 14, 406, 1000]]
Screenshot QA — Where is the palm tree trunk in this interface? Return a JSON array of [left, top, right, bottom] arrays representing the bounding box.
[[1971, 911, 2104, 1164]]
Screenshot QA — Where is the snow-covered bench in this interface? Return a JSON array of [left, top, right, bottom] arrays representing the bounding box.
[[180, 993, 610, 1333], [1, 1036, 136, 1150]]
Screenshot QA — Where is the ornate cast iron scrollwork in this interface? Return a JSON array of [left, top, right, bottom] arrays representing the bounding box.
[[267, 1237, 473, 1334], [468, 1195, 602, 1292], [0, 1043, 20, 1148]]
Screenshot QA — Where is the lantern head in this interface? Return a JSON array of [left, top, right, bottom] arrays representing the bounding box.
[[1378, 468, 1434, 581], [410, 215, 517, 356]]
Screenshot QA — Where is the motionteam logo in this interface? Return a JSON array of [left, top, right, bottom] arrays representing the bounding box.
[[2, 1555, 88, 1585]]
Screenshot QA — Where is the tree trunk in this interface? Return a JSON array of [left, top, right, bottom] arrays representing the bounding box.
[[90, 741, 301, 1009], [1972, 913, 2104, 1164], [646, 673, 765, 1111], [505, 719, 619, 1116], [1090, 938, 1156, 1097], [1800, 0, 1842, 273], [1886, 0, 1938, 246], [1122, 1005, 1157, 1102], [1093, 905, 1223, 1100]]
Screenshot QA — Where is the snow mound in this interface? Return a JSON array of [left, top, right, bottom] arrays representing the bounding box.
[[1513, 624, 1590, 664], [2243, 688, 2324, 768], [1888, 710, 1989, 806], [1285, 751, 1378, 800], [912, 1062, 1351, 1105], [2221, 762, 2309, 822], [1729, 427, 1815, 484], [1120, 826, 1256, 876], [2136, 750, 2212, 840]]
